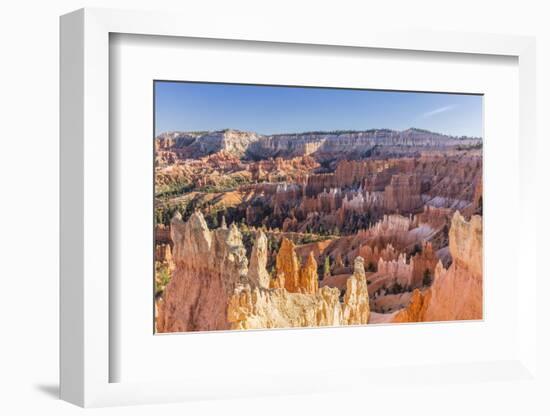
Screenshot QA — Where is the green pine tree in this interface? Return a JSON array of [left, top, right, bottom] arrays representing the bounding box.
[[323, 256, 331, 278]]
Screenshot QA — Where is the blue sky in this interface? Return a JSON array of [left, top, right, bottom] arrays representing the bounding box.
[[155, 81, 482, 137]]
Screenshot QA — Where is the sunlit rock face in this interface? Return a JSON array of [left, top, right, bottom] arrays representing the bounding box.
[[247, 231, 270, 289], [299, 252, 319, 295], [387, 212, 483, 323], [423, 212, 482, 321], [244, 128, 481, 160], [156, 212, 248, 332], [156, 129, 262, 159], [342, 257, 370, 325], [275, 238, 301, 293], [227, 285, 343, 329], [157, 213, 371, 332], [228, 255, 369, 330], [448, 212, 483, 277], [156, 207, 481, 331]]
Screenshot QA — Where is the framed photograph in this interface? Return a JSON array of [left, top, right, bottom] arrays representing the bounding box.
[[60, 8, 537, 407], [152, 81, 483, 334]]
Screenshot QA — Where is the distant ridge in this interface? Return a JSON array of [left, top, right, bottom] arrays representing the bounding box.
[[155, 128, 482, 160], [159, 127, 480, 140]]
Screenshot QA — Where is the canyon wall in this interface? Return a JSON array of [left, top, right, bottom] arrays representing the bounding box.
[[247, 128, 481, 160], [391, 212, 482, 322], [156, 128, 482, 161]]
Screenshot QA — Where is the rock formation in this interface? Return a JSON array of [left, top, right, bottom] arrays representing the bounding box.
[[388, 212, 482, 322], [374, 253, 414, 290], [157, 129, 261, 159], [384, 174, 423, 212], [299, 252, 319, 294], [228, 255, 370, 329], [247, 231, 270, 288], [357, 243, 399, 269], [227, 285, 343, 329], [410, 242, 438, 288], [243, 128, 481, 160], [342, 257, 370, 324], [275, 238, 301, 293], [154, 242, 173, 266], [156, 211, 248, 332]]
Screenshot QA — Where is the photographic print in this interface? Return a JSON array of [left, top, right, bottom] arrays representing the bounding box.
[[154, 81, 483, 333]]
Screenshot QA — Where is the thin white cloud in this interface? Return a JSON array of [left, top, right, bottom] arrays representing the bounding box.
[[422, 105, 456, 118]]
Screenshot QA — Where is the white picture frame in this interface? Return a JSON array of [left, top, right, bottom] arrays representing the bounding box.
[[60, 7, 537, 407]]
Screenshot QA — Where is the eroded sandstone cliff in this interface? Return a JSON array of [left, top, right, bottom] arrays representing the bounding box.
[[156, 211, 248, 332], [387, 211, 482, 323]]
